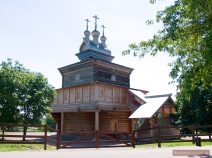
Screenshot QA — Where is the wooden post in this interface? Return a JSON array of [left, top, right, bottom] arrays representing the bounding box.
[[56, 130, 60, 150], [23, 124, 27, 141], [2, 127, 4, 141], [131, 119, 135, 131], [131, 119, 135, 148], [95, 130, 99, 149], [95, 110, 99, 149], [95, 111, 99, 131], [157, 126, 161, 147], [131, 130, 135, 148], [192, 128, 195, 144], [61, 112, 64, 133], [44, 125, 47, 150]]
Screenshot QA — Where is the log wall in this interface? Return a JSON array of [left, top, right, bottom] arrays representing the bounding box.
[[100, 111, 131, 132], [52, 111, 132, 133], [53, 83, 130, 106]]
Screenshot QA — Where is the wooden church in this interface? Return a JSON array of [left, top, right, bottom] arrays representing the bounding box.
[[51, 16, 146, 134]]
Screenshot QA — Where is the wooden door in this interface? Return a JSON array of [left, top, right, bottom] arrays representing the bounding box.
[[110, 120, 118, 132]]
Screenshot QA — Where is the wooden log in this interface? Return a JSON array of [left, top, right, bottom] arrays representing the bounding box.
[[95, 111, 99, 131], [192, 128, 195, 144], [131, 130, 135, 148], [44, 125, 47, 150], [2, 128, 4, 141], [157, 126, 161, 147], [56, 130, 60, 150], [61, 112, 64, 133]]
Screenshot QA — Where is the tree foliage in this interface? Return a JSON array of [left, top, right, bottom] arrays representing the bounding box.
[[123, 0, 212, 125], [42, 114, 57, 129], [0, 59, 56, 125]]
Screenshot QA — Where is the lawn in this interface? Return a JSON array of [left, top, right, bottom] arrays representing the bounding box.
[[0, 144, 56, 152], [0, 141, 212, 151], [136, 141, 212, 148]]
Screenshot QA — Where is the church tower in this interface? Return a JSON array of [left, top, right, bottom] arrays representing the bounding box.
[[59, 16, 132, 88], [51, 16, 145, 136]]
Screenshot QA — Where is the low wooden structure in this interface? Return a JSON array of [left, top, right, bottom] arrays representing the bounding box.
[[130, 94, 178, 140]]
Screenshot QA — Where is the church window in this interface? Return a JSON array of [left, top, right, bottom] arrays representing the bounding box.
[[99, 89, 104, 97], [75, 74, 80, 81], [111, 75, 116, 81]]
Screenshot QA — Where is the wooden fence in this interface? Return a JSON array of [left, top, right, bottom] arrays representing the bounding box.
[[134, 125, 212, 147], [0, 124, 212, 149], [0, 123, 59, 150], [57, 131, 132, 149]]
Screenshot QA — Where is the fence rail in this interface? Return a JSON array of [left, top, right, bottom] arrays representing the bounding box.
[[134, 125, 212, 147], [0, 123, 59, 150], [57, 131, 132, 149], [0, 123, 212, 149]]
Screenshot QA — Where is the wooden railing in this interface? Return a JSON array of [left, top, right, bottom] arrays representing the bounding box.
[[133, 125, 212, 147], [57, 131, 132, 149], [0, 123, 59, 150], [1, 124, 212, 149]]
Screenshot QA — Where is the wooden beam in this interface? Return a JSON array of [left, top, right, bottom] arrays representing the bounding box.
[[131, 118, 135, 131], [95, 111, 99, 131], [94, 84, 99, 102], [61, 112, 64, 133]]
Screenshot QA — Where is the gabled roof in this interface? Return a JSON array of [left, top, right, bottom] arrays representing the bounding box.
[[129, 94, 173, 119], [128, 89, 146, 105]]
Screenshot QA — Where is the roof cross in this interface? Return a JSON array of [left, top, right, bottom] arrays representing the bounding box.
[[85, 19, 90, 31], [101, 25, 106, 36], [93, 15, 99, 30]]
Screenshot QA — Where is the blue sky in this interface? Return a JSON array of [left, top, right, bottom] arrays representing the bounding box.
[[0, 0, 176, 97]]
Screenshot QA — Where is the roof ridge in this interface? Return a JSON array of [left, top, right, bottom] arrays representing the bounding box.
[[145, 93, 172, 98]]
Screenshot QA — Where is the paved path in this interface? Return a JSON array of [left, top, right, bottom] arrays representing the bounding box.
[[0, 146, 211, 158]]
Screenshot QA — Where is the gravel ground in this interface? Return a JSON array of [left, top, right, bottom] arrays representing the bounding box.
[[0, 146, 211, 158]]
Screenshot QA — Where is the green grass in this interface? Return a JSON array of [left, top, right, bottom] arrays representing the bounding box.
[[136, 141, 212, 148], [1, 141, 211, 151], [0, 144, 56, 152]]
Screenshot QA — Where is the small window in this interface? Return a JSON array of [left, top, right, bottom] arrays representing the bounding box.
[[111, 75, 116, 81], [99, 90, 104, 97], [75, 74, 80, 81], [76, 92, 80, 99]]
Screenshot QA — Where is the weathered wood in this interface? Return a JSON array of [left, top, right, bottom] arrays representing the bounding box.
[[63, 112, 95, 133], [53, 83, 134, 107], [95, 111, 99, 131], [59, 59, 133, 88], [44, 125, 47, 150], [52, 57, 140, 136], [192, 128, 195, 144], [61, 112, 64, 133], [0, 124, 57, 150], [99, 112, 131, 132], [57, 130, 60, 149], [52, 83, 138, 114], [131, 130, 135, 148], [1, 128, 4, 141], [157, 126, 161, 147]]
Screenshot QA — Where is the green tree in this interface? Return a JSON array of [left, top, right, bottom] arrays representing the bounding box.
[[42, 114, 56, 129], [0, 59, 22, 123], [0, 59, 56, 138], [123, 0, 212, 125]]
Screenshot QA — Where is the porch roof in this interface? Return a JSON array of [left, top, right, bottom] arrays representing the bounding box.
[[129, 94, 171, 119]]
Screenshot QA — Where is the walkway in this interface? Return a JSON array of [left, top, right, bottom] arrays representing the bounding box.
[[0, 146, 211, 158]]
